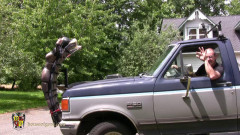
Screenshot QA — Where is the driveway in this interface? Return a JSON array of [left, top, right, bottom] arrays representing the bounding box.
[[1, 107, 239, 135], [0, 106, 62, 135]]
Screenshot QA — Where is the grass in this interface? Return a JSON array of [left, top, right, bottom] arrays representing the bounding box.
[[0, 90, 62, 114]]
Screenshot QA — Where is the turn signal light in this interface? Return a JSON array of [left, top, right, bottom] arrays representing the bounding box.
[[61, 98, 69, 112]]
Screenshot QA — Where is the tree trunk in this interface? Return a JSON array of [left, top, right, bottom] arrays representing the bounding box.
[[12, 80, 16, 89]]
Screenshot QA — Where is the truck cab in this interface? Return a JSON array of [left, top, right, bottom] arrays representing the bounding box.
[[152, 38, 240, 134]]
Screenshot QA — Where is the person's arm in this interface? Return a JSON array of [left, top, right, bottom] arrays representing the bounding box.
[[204, 60, 221, 80]]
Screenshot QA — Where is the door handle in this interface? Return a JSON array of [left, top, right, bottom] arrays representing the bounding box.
[[216, 81, 232, 87]]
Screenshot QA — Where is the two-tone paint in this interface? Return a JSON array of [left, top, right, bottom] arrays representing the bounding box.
[[60, 38, 240, 135]]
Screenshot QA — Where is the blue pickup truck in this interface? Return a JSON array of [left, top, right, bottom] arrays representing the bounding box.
[[58, 37, 240, 135], [41, 30, 240, 134]]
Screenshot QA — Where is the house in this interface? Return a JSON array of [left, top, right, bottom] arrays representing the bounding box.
[[162, 9, 240, 70]]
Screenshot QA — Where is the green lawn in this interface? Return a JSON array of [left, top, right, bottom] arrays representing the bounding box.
[[0, 90, 61, 114]]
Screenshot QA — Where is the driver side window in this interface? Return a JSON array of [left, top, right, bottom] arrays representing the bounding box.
[[164, 53, 182, 78], [164, 44, 223, 79]]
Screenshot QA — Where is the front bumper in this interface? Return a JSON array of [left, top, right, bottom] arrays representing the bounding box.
[[59, 120, 80, 135]]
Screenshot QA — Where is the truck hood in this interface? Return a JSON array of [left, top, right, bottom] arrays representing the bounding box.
[[63, 77, 135, 98], [70, 77, 134, 88], [62, 76, 156, 98]]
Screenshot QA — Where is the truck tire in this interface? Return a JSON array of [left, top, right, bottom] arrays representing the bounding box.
[[89, 121, 133, 135]]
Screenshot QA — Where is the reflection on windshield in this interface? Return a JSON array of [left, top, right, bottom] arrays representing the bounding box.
[[146, 45, 175, 76]]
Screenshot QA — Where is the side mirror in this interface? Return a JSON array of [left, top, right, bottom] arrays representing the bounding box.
[[184, 64, 193, 76], [180, 64, 193, 82]]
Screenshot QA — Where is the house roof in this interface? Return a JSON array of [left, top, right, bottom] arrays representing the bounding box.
[[162, 15, 240, 51], [178, 9, 216, 30]]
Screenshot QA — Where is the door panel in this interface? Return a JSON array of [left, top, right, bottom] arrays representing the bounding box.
[[154, 79, 236, 122], [154, 78, 237, 134]]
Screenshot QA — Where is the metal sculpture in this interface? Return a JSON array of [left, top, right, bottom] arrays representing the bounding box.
[[41, 37, 81, 127]]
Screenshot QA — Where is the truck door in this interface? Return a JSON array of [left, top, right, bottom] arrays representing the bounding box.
[[153, 42, 237, 134]]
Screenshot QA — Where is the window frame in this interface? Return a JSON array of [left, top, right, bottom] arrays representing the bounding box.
[[187, 27, 207, 40], [162, 43, 223, 80]]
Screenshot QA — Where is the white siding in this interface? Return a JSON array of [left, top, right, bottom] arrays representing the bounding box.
[[184, 19, 213, 40], [182, 54, 203, 72]]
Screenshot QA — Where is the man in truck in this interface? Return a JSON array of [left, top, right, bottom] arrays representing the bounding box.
[[195, 47, 223, 80], [170, 47, 223, 80]]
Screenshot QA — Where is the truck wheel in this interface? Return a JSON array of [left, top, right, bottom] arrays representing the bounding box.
[[89, 121, 133, 135]]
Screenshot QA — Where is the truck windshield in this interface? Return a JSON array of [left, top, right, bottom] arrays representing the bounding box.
[[146, 45, 176, 76]]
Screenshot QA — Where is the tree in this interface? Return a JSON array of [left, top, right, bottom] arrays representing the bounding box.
[[0, 44, 41, 90], [225, 0, 240, 15], [118, 19, 180, 76], [0, 0, 41, 90], [162, 0, 226, 18], [10, 0, 124, 83], [0, 0, 229, 90]]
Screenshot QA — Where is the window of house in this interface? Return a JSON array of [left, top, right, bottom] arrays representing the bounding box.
[[189, 29, 197, 39], [187, 28, 206, 40], [199, 29, 206, 39]]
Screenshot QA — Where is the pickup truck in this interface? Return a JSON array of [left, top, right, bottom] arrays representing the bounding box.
[[41, 31, 240, 134]]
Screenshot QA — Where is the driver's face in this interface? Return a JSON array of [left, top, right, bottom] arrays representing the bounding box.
[[205, 49, 216, 65]]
